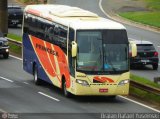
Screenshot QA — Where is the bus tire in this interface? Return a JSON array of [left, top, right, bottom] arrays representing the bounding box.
[[33, 65, 41, 85], [62, 79, 72, 98]]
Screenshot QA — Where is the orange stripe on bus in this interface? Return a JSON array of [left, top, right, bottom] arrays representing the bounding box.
[[30, 35, 70, 88], [53, 46, 70, 88], [31, 36, 56, 77], [45, 42, 57, 72], [45, 42, 61, 82], [94, 76, 114, 83]]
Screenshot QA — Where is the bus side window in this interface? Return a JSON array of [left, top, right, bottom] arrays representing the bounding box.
[[59, 28, 67, 50], [48, 26, 54, 42], [44, 26, 49, 40], [36, 19, 42, 39]]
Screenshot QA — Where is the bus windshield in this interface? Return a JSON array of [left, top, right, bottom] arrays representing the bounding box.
[[76, 30, 129, 74]]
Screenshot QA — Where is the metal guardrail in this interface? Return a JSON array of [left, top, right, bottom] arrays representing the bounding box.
[[130, 80, 160, 96], [7, 37, 160, 96], [6, 37, 22, 47]]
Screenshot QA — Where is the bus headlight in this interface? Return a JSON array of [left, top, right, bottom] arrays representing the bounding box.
[[76, 79, 89, 87], [118, 79, 129, 86]]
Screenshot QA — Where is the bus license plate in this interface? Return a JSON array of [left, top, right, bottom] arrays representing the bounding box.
[[99, 88, 108, 93]]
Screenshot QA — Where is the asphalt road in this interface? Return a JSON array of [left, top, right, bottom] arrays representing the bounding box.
[[0, 56, 159, 119]]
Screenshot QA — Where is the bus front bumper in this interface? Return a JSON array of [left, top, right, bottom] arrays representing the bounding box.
[[72, 83, 129, 96]]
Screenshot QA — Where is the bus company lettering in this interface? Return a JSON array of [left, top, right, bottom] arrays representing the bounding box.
[[36, 43, 58, 56]]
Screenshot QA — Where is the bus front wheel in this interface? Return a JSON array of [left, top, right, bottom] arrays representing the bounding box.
[[33, 65, 41, 85], [62, 79, 72, 98]]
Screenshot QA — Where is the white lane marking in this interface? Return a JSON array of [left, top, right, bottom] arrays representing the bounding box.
[[119, 96, 160, 113], [38, 92, 60, 102], [0, 76, 14, 83], [9, 55, 22, 61], [11, 54, 160, 111], [99, 0, 112, 19], [23, 82, 29, 85]]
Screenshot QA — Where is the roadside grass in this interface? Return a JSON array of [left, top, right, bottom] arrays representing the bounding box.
[[129, 86, 160, 105], [9, 43, 22, 55], [18, 0, 44, 4], [7, 34, 22, 55], [7, 33, 22, 42], [119, 11, 160, 28], [145, 0, 160, 11], [19, 0, 29, 3], [130, 74, 160, 105], [131, 74, 160, 88], [118, 0, 160, 28]]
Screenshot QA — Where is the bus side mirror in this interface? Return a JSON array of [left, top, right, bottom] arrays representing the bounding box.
[[72, 41, 77, 57], [129, 41, 137, 57]]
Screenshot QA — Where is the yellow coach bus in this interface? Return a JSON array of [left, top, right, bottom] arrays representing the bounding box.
[[22, 5, 137, 97]]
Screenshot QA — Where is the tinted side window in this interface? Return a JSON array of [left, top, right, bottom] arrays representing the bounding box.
[[24, 13, 68, 54]]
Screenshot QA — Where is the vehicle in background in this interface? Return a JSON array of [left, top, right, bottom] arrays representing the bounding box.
[[8, 6, 23, 27], [0, 32, 9, 59], [130, 40, 159, 70]]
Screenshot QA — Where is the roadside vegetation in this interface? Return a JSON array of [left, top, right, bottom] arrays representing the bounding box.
[[129, 86, 160, 106], [130, 74, 160, 106], [7, 34, 22, 55], [7, 33, 22, 42], [131, 74, 160, 89], [9, 43, 22, 55], [17, 0, 46, 4], [118, 0, 160, 28]]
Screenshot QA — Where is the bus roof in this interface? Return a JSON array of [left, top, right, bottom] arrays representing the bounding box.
[[25, 4, 126, 30]]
